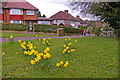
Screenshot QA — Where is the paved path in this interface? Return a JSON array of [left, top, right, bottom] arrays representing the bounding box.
[[0, 34, 95, 43]]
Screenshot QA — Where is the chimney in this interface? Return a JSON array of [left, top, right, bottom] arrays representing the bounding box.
[[64, 10, 68, 13], [76, 16, 79, 18]]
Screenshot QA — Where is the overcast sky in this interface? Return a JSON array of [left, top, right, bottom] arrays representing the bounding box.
[[25, 0, 92, 20]]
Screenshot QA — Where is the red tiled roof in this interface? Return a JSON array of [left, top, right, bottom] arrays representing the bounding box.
[[2, 1, 38, 10], [50, 11, 77, 21], [24, 18, 37, 20], [38, 17, 53, 21], [76, 16, 84, 23]]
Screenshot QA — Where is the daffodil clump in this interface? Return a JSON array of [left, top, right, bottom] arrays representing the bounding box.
[[62, 38, 75, 54], [56, 61, 69, 68], [2, 52, 5, 56], [9, 35, 14, 43], [30, 47, 52, 65], [42, 38, 51, 46]]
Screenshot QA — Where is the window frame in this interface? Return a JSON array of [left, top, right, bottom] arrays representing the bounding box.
[[27, 10, 34, 15], [10, 9, 23, 15]]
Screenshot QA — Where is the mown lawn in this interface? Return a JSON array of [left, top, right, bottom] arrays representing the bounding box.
[[2, 36, 118, 78], [1, 32, 56, 38]]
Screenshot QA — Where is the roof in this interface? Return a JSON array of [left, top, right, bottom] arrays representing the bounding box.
[[24, 18, 37, 20], [2, 0, 38, 10], [38, 17, 53, 21], [76, 16, 84, 23], [50, 11, 77, 21]]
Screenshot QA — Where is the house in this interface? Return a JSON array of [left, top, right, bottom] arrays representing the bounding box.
[[75, 16, 85, 28], [50, 10, 77, 28], [38, 17, 53, 25], [1, 0, 38, 32]]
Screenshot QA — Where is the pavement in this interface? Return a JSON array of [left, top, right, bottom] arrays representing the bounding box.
[[0, 34, 95, 43]]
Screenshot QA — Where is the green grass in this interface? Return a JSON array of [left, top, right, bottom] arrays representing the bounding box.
[[2, 36, 118, 78], [1, 32, 56, 38]]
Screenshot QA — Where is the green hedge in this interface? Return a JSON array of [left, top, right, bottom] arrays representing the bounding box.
[[1, 23, 28, 31], [34, 24, 81, 34]]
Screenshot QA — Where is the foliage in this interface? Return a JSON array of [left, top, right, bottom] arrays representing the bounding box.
[[1, 23, 28, 31], [95, 27, 101, 36], [37, 11, 41, 17], [33, 24, 81, 34]]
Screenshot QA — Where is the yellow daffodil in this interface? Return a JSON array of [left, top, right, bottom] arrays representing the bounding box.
[[60, 61, 64, 65], [63, 49, 67, 52], [65, 39, 67, 41], [68, 50, 70, 53], [34, 51, 38, 55], [48, 43, 50, 45], [66, 46, 69, 50], [64, 45, 66, 47], [56, 63, 60, 67], [16, 52, 18, 54], [43, 42, 45, 44], [71, 49, 75, 52], [69, 38, 71, 40], [37, 53, 41, 57], [10, 35, 13, 39], [46, 53, 51, 58], [31, 60, 35, 65], [2, 52, 5, 55], [43, 54, 47, 59], [65, 61, 69, 65], [39, 39, 41, 41], [46, 47, 50, 52], [75, 40, 77, 42], [37, 56, 41, 60], [34, 46, 36, 49], [68, 43, 72, 46], [43, 39, 45, 41], [63, 64, 68, 67], [62, 51, 65, 54], [46, 41, 48, 43], [44, 50, 48, 53], [34, 58, 38, 62], [36, 35, 37, 37], [18, 40, 21, 43], [24, 51, 28, 55], [40, 53, 44, 56]]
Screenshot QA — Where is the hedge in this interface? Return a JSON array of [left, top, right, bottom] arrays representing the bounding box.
[[33, 24, 81, 34], [1, 23, 28, 31]]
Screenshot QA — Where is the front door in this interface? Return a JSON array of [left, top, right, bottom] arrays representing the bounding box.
[[25, 21, 34, 32]]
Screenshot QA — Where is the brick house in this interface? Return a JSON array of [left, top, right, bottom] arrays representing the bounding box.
[[1, 0, 38, 32], [50, 10, 77, 28], [38, 17, 53, 25]]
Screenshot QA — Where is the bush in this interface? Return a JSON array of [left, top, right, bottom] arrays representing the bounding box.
[[1, 23, 28, 31], [34, 24, 81, 34], [95, 27, 101, 36]]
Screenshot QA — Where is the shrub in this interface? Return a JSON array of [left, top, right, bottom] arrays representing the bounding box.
[[95, 27, 101, 36], [1, 23, 28, 31], [34, 24, 81, 34]]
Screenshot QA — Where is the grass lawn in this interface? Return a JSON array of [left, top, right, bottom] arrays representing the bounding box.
[[1, 32, 56, 38], [2, 36, 118, 78]]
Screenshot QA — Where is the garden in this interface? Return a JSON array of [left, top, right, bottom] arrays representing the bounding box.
[[1, 36, 118, 78]]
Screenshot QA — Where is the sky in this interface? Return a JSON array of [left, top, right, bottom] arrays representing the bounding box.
[[25, 0, 92, 20]]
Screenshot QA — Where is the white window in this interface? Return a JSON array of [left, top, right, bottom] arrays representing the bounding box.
[[10, 20, 23, 24], [0, 8, 3, 14], [0, 20, 3, 23], [38, 21, 50, 25], [27, 10, 34, 15], [10, 9, 23, 15]]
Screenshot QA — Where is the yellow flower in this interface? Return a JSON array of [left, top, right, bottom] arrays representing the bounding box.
[[60, 61, 64, 65], [69, 38, 71, 40], [65, 61, 69, 65], [64, 45, 66, 47], [46, 41, 49, 43], [63, 64, 67, 67], [16, 52, 18, 54], [37, 53, 41, 57], [46, 47, 50, 52], [24, 51, 28, 55], [36, 35, 37, 37], [34, 58, 38, 62], [68, 43, 72, 46], [34, 51, 38, 55], [46, 53, 51, 58], [41, 52, 43, 55], [29, 49, 35, 55], [39, 39, 41, 41], [43, 54, 47, 59], [65, 39, 67, 41], [62, 51, 65, 54], [18, 40, 21, 43], [10, 35, 13, 39], [31, 60, 35, 65], [56, 63, 60, 67], [37, 56, 41, 61], [2, 52, 5, 55], [48, 43, 50, 45], [66, 46, 69, 50], [43, 42, 45, 44], [43, 39, 45, 41], [63, 49, 67, 52], [75, 40, 77, 42], [34, 46, 36, 49], [68, 50, 70, 53], [71, 49, 75, 52], [44, 50, 48, 53], [21, 45, 26, 50]]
